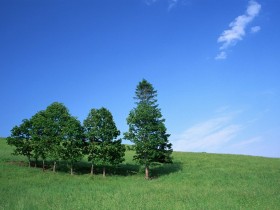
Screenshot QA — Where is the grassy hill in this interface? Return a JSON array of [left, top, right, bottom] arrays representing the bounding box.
[[0, 137, 279, 209]]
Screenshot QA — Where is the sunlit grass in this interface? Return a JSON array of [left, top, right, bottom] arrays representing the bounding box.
[[1, 138, 279, 209]]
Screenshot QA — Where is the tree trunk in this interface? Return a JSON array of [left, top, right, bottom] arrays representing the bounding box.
[[42, 159, 45, 171], [103, 166, 106, 177], [70, 165, 73, 175], [145, 165, 149, 179], [91, 163, 94, 175], [35, 158, 37, 168], [53, 161, 56, 172]]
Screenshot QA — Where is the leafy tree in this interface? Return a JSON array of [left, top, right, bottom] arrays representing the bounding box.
[[60, 116, 85, 175], [43, 102, 72, 172], [7, 119, 33, 167], [84, 108, 125, 176], [124, 79, 172, 179]]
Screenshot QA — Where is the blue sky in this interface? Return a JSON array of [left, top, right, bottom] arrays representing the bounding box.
[[1, 0, 279, 157]]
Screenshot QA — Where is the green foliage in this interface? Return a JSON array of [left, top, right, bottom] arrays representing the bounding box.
[[7, 102, 126, 176], [7, 119, 33, 166], [44, 102, 72, 164], [134, 79, 158, 105], [60, 116, 85, 174], [84, 108, 120, 142], [7, 102, 87, 174], [84, 107, 125, 175], [29, 110, 49, 167], [125, 79, 172, 178], [86, 141, 99, 166]]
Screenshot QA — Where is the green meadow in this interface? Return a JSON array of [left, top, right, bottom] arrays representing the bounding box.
[[0, 138, 279, 210]]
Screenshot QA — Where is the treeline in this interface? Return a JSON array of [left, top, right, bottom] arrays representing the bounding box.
[[7, 103, 124, 176], [7, 79, 173, 178]]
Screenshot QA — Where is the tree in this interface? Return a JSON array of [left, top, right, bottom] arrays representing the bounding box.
[[124, 79, 172, 179], [43, 102, 72, 172], [7, 119, 33, 167], [60, 116, 85, 175], [84, 107, 125, 176]]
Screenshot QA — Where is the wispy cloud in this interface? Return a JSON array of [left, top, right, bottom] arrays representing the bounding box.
[[218, 0, 261, 49], [251, 25, 261, 33], [215, 51, 227, 60], [145, 0, 183, 11], [172, 113, 243, 152], [215, 0, 261, 59], [231, 136, 262, 148], [168, 0, 178, 11], [171, 103, 276, 156]]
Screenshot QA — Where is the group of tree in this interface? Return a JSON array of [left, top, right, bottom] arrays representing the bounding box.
[[7, 79, 172, 179], [7, 103, 124, 176]]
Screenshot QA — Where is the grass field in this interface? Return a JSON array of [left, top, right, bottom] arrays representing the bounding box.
[[0, 138, 279, 209]]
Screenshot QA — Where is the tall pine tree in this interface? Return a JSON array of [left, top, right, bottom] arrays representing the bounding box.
[[124, 79, 172, 179]]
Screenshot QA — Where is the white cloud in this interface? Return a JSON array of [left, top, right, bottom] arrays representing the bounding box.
[[251, 25, 261, 33], [231, 136, 262, 148], [215, 51, 227, 60], [215, 0, 261, 59], [172, 113, 243, 152], [218, 0, 261, 49]]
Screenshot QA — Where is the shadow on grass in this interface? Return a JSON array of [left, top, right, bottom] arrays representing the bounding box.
[[7, 159, 183, 178], [33, 161, 141, 176], [149, 161, 183, 178], [75, 162, 141, 176], [109, 163, 141, 176]]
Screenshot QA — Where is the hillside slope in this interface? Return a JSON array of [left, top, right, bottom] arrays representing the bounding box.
[[0, 138, 279, 209]]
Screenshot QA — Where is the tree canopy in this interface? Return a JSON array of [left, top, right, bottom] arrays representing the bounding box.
[[7, 102, 87, 174]]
